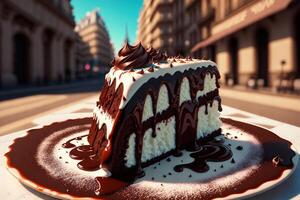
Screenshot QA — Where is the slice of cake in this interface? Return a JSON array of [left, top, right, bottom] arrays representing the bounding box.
[[88, 42, 222, 181]]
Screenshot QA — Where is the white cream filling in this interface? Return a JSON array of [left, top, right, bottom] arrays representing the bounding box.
[[196, 74, 217, 98], [142, 116, 176, 163], [125, 116, 176, 168], [125, 102, 221, 168], [197, 100, 221, 139], [156, 84, 169, 114], [179, 77, 191, 105], [125, 100, 221, 167], [105, 59, 217, 109], [141, 74, 217, 135], [142, 95, 154, 122], [125, 133, 136, 167]]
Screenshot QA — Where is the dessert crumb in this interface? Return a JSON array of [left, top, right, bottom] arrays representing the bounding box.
[[236, 146, 243, 150]]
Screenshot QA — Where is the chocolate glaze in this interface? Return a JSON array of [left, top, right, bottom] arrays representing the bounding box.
[[147, 67, 154, 72], [5, 118, 100, 198], [61, 134, 99, 170], [94, 177, 128, 196], [68, 144, 99, 171], [174, 139, 232, 173], [98, 78, 123, 118], [89, 76, 124, 165], [62, 135, 87, 148], [4, 118, 296, 199], [137, 69, 144, 74], [89, 65, 222, 180]]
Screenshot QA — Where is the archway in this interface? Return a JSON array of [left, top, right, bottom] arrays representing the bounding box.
[[228, 37, 238, 85], [294, 12, 300, 77], [255, 28, 269, 86], [208, 45, 216, 61], [64, 39, 72, 82], [13, 32, 31, 84], [43, 29, 54, 84]]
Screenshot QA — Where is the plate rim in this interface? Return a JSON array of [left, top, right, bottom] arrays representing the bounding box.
[[3, 117, 299, 200]]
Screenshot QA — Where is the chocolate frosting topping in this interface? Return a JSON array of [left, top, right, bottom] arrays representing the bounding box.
[[113, 42, 168, 70], [147, 47, 168, 63]]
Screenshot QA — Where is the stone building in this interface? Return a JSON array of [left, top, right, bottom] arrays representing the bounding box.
[[0, 0, 76, 87], [172, 0, 186, 55], [185, 0, 217, 59], [74, 32, 91, 77], [191, 0, 300, 88], [75, 10, 114, 71], [137, 0, 186, 56]]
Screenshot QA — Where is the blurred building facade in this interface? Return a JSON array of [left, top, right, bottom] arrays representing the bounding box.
[[137, 0, 186, 56], [190, 0, 300, 89], [137, 0, 213, 56], [185, 0, 217, 59], [75, 10, 114, 73], [138, 0, 300, 90], [0, 0, 76, 87]]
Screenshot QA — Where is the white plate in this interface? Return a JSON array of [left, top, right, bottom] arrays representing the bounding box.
[[4, 118, 299, 199]]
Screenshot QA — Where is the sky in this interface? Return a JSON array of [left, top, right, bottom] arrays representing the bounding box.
[[71, 0, 143, 54]]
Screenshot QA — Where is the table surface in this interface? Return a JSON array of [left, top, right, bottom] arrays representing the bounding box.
[[1, 96, 300, 200]]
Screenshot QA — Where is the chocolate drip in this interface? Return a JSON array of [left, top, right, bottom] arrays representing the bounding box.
[[90, 76, 124, 166], [133, 103, 145, 176], [94, 177, 128, 196], [137, 69, 144, 74], [69, 145, 100, 171], [89, 65, 222, 180], [174, 139, 232, 173], [62, 135, 87, 148], [98, 79, 124, 118], [106, 65, 222, 178], [176, 101, 198, 150], [148, 67, 154, 72], [61, 134, 100, 171]]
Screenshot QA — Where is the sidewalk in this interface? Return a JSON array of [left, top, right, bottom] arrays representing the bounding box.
[[0, 78, 103, 101], [221, 87, 300, 126], [221, 87, 300, 112]]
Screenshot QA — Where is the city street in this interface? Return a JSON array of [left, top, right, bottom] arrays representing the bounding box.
[[221, 88, 300, 127], [222, 96, 300, 127], [1, 78, 299, 136], [0, 79, 102, 135]]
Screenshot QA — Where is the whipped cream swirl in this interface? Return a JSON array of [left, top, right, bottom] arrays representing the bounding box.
[[113, 42, 150, 70], [113, 42, 168, 70]]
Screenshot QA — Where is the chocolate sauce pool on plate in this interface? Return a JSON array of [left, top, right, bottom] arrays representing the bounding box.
[[174, 142, 232, 173], [4, 118, 296, 199], [62, 135, 87, 148], [69, 145, 100, 171]]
